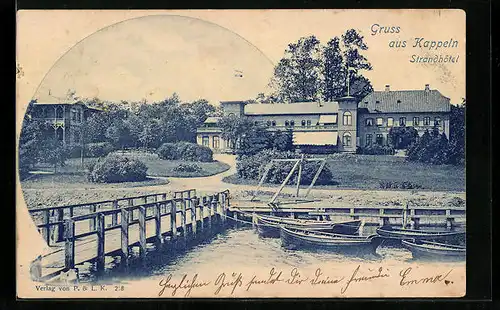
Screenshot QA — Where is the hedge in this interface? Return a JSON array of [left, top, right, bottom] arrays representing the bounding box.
[[237, 149, 335, 185], [357, 145, 395, 155], [87, 154, 148, 183], [156, 142, 213, 162]]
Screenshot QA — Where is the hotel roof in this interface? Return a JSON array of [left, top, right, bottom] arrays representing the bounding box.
[[360, 89, 451, 113], [244, 101, 339, 116]]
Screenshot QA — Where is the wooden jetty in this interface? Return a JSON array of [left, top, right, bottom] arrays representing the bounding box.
[[28, 189, 231, 281], [230, 202, 466, 229]]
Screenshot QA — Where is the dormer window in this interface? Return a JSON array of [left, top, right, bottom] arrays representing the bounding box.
[[285, 120, 290, 127], [364, 101, 368, 104], [376, 100, 380, 104], [397, 100, 401, 103]]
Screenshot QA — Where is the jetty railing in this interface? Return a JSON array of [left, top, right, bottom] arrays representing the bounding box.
[[29, 189, 231, 279]]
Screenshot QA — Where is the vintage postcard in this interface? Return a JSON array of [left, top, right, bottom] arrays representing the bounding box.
[[16, 9, 466, 298]]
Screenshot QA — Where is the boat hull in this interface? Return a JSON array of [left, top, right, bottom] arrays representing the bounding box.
[[256, 215, 361, 238], [376, 226, 465, 243], [280, 227, 382, 255], [402, 240, 466, 260]]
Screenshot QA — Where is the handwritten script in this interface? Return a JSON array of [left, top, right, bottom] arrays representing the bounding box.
[[157, 265, 454, 297]]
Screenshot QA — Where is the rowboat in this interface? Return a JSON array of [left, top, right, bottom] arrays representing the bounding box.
[[255, 215, 361, 238], [402, 239, 466, 260], [280, 226, 382, 255], [376, 226, 465, 242]]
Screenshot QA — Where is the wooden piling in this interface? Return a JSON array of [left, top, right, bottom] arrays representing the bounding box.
[[191, 198, 198, 237], [64, 219, 75, 271], [155, 203, 163, 247], [89, 204, 97, 231], [207, 196, 213, 232], [198, 198, 204, 233], [121, 209, 129, 266], [112, 200, 119, 226], [42, 210, 50, 245], [96, 213, 105, 272], [138, 206, 147, 258], [170, 200, 177, 241], [56, 208, 64, 242], [181, 199, 187, 240]]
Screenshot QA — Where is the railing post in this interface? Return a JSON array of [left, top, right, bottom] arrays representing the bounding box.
[[112, 200, 119, 226], [121, 209, 129, 267], [155, 203, 163, 247], [55, 209, 65, 242], [89, 204, 97, 232], [138, 206, 147, 258], [191, 198, 198, 237], [42, 210, 50, 246], [220, 193, 226, 225], [181, 199, 187, 240], [209, 195, 216, 231], [64, 219, 75, 271], [170, 200, 177, 241], [96, 213, 105, 272], [198, 198, 204, 233]]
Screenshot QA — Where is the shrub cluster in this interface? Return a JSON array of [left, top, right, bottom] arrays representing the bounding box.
[[85, 142, 116, 158], [407, 128, 459, 165], [379, 180, 423, 189], [173, 163, 203, 173], [156, 142, 213, 162], [237, 149, 335, 185], [357, 145, 395, 155], [87, 154, 148, 183]]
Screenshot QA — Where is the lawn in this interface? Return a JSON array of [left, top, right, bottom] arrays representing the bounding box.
[[223, 154, 465, 192], [28, 150, 230, 178]]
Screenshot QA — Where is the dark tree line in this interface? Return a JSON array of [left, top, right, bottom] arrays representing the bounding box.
[[258, 29, 373, 103]]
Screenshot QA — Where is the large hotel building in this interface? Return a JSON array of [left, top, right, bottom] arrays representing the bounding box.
[[196, 84, 451, 153]]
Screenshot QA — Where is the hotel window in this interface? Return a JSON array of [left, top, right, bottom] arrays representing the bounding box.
[[387, 117, 393, 127], [56, 106, 64, 119], [77, 111, 82, 122], [365, 134, 373, 146], [399, 117, 406, 126], [434, 117, 441, 127], [74, 131, 81, 143], [306, 120, 311, 127], [343, 132, 352, 147], [376, 134, 384, 145], [271, 120, 276, 126], [290, 120, 295, 127], [413, 117, 420, 126], [423, 117, 430, 126], [213, 136, 220, 149], [202, 136, 209, 147], [285, 120, 290, 127], [365, 118, 373, 126], [377, 117, 384, 126], [301, 120, 306, 127], [56, 127, 64, 141], [343, 111, 352, 126]]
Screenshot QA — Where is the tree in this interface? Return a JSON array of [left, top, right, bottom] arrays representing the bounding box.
[[268, 35, 322, 102], [388, 126, 418, 149], [447, 100, 465, 165], [266, 30, 373, 103], [321, 30, 373, 101]]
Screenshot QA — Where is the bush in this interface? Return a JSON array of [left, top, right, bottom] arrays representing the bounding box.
[[173, 163, 203, 173], [357, 145, 395, 155], [236, 149, 335, 185], [87, 154, 148, 183], [85, 142, 115, 158], [156, 142, 213, 162], [379, 180, 423, 189]]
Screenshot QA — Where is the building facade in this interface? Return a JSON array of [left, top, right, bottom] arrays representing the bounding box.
[[196, 84, 451, 153], [31, 100, 101, 146]]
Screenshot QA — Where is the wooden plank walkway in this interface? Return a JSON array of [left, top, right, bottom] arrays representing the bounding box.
[[29, 189, 231, 281]]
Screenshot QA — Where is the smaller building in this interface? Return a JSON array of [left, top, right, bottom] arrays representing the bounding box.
[[30, 99, 101, 146]]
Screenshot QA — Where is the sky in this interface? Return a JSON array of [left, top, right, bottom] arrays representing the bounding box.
[[17, 10, 466, 106]]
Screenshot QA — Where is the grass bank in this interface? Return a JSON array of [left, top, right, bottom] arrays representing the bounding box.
[[223, 154, 465, 192]]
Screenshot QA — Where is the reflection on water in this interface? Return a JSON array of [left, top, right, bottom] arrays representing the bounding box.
[[76, 225, 465, 284]]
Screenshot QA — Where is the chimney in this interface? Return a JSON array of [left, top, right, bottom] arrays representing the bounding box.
[[385, 85, 390, 92], [425, 84, 430, 92]]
